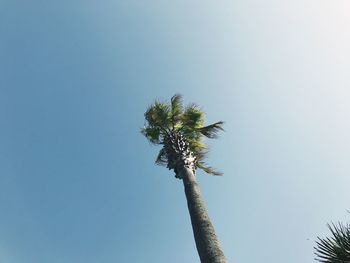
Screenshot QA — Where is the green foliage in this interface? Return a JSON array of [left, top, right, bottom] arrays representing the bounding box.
[[181, 104, 204, 129], [197, 121, 224, 139], [197, 162, 223, 176], [140, 127, 161, 144], [315, 222, 350, 263], [141, 94, 224, 176], [144, 101, 172, 129], [155, 148, 168, 166], [170, 94, 183, 125]]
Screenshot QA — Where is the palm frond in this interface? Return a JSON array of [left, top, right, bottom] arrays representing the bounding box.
[[141, 127, 162, 144], [197, 121, 224, 139], [315, 222, 350, 263], [144, 101, 172, 130], [170, 94, 183, 128], [197, 162, 223, 176], [155, 148, 168, 166], [181, 104, 204, 130]]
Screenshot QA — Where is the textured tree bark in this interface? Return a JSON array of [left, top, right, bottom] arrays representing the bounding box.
[[179, 165, 227, 263]]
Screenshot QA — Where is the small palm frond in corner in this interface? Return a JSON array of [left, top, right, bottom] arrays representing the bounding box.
[[314, 222, 350, 263]]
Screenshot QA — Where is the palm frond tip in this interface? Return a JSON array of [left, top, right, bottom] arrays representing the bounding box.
[[314, 222, 350, 263], [197, 121, 224, 139], [197, 162, 223, 176]]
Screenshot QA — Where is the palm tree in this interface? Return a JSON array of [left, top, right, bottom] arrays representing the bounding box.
[[314, 222, 350, 262], [141, 94, 227, 263]]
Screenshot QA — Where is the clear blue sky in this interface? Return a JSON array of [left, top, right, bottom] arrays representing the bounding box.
[[1, 1, 349, 262]]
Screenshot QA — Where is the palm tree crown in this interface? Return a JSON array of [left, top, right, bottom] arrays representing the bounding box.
[[315, 222, 350, 263], [141, 94, 224, 178]]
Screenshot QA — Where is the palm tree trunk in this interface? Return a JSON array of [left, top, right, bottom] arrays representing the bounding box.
[[178, 165, 227, 263]]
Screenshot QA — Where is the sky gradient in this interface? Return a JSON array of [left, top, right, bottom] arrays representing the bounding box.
[[1, 1, 350, 262]]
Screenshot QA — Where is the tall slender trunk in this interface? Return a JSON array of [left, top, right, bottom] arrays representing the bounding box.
[[178, 165, 227, 263]]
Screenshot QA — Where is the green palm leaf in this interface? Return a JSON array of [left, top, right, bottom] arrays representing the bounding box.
[[155, 148, 168, 166], [181, 104, 204, 130], [197, 121, 224, 139], [315, 222, 350, 263], [144, 101, 172, 130], [170, 94, 183, 128], [141, 127, 161, 145], [197, 162, 223, 176]]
